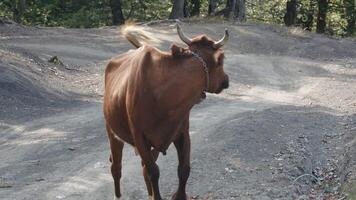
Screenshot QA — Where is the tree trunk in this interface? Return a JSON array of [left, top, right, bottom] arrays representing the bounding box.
[[208, 0, 217, 15], [191, 0, 200, 16], [184, 0, 189, 17], [225, 0, 244, 21], [58, 0, 66, 9], [170, 0, 185, 19], [284, 0, 297, 26], [13, 0, 26, 23], [71, 0, 87, 11], [110, 0, 125, 25], [237, 0, 246, 22], [225, 0, 237, 20], [344, 0, 355, 36], [316, 0, 328, 33]]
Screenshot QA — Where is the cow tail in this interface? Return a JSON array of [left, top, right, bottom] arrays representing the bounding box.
[[122, 24, 153, 49], [122, 25, 142, 48]]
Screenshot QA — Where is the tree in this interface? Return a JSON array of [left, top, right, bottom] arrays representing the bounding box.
[[191, 0, 200, 16], [237, 0, 246, 21], [224, 0, 246, 21], [316, 0, 328, 33], [184, 0, 189, 17], [225, 0, 236, 19], [208, 0, 217, 15], [57, 0, 66, 9], [284, 0, 297, 26], [110, 0, 125, 25], [13, 0, 26, 23], [170, 0, 185, 19], [0, 0, 351, 37], [344, 0, 355, 35]]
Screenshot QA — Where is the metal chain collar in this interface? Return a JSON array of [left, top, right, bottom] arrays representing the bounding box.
[[190, 51, 209, 92]]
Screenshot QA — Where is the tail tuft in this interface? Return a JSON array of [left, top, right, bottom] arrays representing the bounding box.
[[122, 24, 155, 48]]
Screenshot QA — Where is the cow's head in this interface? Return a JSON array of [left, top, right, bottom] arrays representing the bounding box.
[[177, 24, 229, 94]]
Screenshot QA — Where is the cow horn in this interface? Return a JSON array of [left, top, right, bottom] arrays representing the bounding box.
[[213, 29, 229, 49], [177, 24, 192, 45]]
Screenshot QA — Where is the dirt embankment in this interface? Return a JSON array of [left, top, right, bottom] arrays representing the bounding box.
[[0, 21, 355, 200]]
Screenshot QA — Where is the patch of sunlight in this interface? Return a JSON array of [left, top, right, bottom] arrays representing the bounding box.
[[320, 63, 356, 76], [46, 170, 112, 200], [296, 78, 319, 96], [241, 86, 303, 105], [297, 77, 356, 112], [293, 58, 356, 76], [62, 176, 99, 190], [0, 36, 34, 40], [232, 27, 262, 38], [287, 27, 310, 38], [7, 128, 67, 146], [0, 123, 26, 132]]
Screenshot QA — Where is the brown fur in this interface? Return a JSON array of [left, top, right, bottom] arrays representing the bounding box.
[[104, 25, 229, 200], [170, 44, 192, 57]]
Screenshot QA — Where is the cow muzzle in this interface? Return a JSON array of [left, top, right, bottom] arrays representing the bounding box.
[[221, 75, 229, 89], [215, 75, 229, 94]]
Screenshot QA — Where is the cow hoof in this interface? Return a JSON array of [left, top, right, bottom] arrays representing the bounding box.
[[149, 196, 164, 200], [114, 195, 121, 200], [171, 193, 189, 200]]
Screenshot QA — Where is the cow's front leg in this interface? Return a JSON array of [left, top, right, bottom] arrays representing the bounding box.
[[172, 132, 191, 200], [136, 138, 162, 200]]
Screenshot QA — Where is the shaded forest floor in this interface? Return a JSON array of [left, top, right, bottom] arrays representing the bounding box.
[[0, 20, 356, 199]]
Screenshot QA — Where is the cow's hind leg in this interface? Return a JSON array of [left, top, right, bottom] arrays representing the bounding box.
[[136, 138, 162, 200], [172, 133, 191, 200], [107, 125, 124, 200], [141, 149, 159, 198]]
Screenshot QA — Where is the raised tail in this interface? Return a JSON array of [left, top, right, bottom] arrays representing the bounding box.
[[121, 24, 156, 48]]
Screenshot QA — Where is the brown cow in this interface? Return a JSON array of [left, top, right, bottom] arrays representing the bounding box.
[[103, 24, 229, 200]]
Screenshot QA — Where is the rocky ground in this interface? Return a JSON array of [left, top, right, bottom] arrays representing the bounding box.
[[0, 20, 355, 200]]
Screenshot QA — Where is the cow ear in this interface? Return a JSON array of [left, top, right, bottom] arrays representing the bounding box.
[[171, 44, 189, 57]]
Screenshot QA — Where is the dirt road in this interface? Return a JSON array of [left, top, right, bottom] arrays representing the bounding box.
[[1, 21, 355, 199]]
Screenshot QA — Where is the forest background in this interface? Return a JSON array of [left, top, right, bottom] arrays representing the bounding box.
[[0, 0, 355, 37]]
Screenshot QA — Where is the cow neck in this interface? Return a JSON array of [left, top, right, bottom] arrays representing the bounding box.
[[190, 51, 209, 92]]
